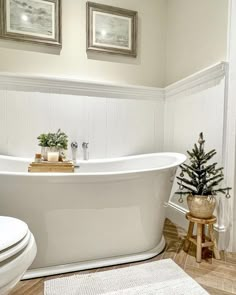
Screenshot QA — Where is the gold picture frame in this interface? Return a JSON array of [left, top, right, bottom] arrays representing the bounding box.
[[0, 0, 61, 46], [87, 2, 137, 57]]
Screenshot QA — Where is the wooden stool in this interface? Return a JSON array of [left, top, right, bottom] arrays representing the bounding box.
[[184, 213, 221, 263]]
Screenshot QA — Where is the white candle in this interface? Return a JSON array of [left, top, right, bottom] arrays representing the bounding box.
[[48, 152, 59, 162]]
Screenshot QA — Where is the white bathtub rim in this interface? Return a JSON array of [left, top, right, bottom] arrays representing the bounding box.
[[22, 236, 166, 280], [0, 153, 186, 176]]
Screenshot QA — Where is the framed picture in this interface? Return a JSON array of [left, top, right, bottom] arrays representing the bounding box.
[[0, 0, 61, 46], [86, 2, 137, 57]]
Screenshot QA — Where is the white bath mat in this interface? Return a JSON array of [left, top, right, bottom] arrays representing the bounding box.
[[44, 259, 208, 295]]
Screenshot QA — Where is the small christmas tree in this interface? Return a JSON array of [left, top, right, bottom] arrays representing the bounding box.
[[176, 132, 231, 203]]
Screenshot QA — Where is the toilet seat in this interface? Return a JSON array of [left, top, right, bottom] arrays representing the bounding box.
[[0, 216, 28, 253], [0, 232, 37, 294], [0, 230, 31, 263], [0, 217, 37, 294]]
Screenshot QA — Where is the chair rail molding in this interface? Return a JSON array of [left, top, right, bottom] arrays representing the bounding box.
[[0, 72, 164, 101], [165, 62, 227, 99], [0, 62, 227, 101]]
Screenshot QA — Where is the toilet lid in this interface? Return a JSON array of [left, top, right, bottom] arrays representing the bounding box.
[[0, 216, 29, 252]]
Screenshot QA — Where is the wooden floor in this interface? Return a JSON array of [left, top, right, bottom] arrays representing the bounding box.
[[10, 219, 236, 295]]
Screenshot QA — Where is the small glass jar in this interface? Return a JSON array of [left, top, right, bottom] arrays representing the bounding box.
[[35, 153, 42, 163]]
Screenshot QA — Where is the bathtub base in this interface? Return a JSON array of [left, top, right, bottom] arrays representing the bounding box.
[[23, 236, 166, 279]]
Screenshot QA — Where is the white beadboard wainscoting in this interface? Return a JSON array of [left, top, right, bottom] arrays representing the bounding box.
[[0, 62, 233, 248], [165, 75, 226, 227], [0, 78, 164, 159], [164, 62, 231, 250]]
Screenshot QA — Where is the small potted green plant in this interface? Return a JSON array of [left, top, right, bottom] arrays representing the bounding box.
[[176, 132, 231, 218], [37, 129, 68, 161]]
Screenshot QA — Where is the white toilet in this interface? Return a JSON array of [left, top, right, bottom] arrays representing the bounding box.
[[0, 216, 37, 295]]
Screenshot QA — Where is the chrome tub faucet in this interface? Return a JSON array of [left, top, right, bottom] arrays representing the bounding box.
[[82, 142, 89, 160], [71, 141, 78, 164]]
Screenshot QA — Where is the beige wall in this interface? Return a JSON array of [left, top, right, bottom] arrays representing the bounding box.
[[165, 0, 229, 85], [0, 0, 167, 87], [0, 0, 230, 87]]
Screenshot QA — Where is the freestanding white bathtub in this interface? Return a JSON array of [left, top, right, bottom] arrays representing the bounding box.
[[0, 153, 186, 279]]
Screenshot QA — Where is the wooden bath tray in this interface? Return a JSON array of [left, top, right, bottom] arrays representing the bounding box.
[[28, 161, 74, 173]]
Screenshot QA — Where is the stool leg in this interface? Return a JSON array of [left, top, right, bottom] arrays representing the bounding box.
[[196, 223, 202, 263], [202, 224, 205, 243], [184, 221, 194, 252], [201, 224, 208, 258], [208, 224, 221, 260]]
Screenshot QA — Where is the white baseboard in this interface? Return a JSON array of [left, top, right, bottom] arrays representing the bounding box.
[[166, 201, 189, 231], [167, 201, 227, 235]]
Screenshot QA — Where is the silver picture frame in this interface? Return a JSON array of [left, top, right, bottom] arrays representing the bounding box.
[[0, 0, 61, 46], [87, 2, 137, 57]]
